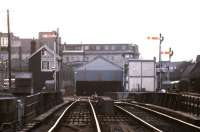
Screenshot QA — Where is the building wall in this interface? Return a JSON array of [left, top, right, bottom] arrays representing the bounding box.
[[128, 59, 156, 92], [62, 44, 139, 67], [38, 31, 61, 54], [29, 51, 42, 93]]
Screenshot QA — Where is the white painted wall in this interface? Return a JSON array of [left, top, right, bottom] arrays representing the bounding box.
[[128, 60, 156, 92]]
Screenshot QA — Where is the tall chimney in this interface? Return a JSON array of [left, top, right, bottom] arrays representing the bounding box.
[[31, 39, 37, 54]]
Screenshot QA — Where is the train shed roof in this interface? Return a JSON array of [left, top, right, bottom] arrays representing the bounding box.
[[76, 56, 122, 71]]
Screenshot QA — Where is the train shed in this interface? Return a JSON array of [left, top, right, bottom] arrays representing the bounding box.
[[75, 56, 123, 96]]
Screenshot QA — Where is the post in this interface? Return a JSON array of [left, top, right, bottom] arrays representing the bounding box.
[[53, 28, 59, 91], [159, 33, 164, 90], [167, 47, 173, 81], [74, 72, 77, 95], [53, 44, 56, 91], [167, 52, 171, 81], [0, 33, 2, 86], [7, 10, 12, 88]]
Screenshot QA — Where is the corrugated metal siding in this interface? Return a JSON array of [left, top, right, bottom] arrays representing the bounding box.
[[76, 81, 122, 96], [76, 70, 122, 81]]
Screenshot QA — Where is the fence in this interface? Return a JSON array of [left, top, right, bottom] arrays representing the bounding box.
[[24, 92, 63, 124], [105, 92, 200, 117]]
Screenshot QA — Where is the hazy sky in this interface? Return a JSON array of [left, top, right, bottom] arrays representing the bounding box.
[[0, 0, 200, 61]]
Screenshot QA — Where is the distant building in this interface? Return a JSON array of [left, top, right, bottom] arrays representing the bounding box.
[[38, 31, 61, 54], [0, 32, 20, 61], [0, 33, 21, 83], [0, 33, 33, 72], [62, 43, 139, 67]]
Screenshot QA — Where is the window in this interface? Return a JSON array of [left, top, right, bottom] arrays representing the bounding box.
[[41, 49, 47, 56], [104, 45, 109, 50], [115, 45, 121, 50], [111, 45, 115, 50], [0, 37, 8, 47], [122, 45, 127, 50], [42, 61, 49, 70], [74, 46, 81, 50], [71, 56, 74, 61], [84, 45, 89, 50], [65, 45, 81, 50], [96, 46, 100, 50], [65, 57, 69, 62], [89, 45, 96, 50]]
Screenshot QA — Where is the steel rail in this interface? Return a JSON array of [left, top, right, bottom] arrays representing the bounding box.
[[48, 98, 80, 132], [115, 105, 163, 132], [88, 98, 101, 132], [118, 101, 200, 131]]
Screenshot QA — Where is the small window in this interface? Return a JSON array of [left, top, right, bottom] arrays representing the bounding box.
[[104, 45, 109, 50], [122, 45, 127, 50], [42, 61, 49, 70], [96, 46, 100, 50], [71, 56, 74, 61], [41, 49, 47, 56], [111, 46, 115, 50], [66, 57, 69, 62], [89, 45, 96, 50], [84, 46, 89, 50]]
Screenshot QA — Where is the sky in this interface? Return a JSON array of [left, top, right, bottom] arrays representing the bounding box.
[[0, 0, 200, 62]]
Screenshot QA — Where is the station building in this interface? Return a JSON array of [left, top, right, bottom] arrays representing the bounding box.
[[61, 43, 139, 95], [75, 56, 123, 96]]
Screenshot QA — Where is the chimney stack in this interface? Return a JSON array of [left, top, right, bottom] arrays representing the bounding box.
[[31, 39, 37, 54]]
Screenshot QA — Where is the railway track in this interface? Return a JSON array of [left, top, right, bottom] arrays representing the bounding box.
[[48, 97, 164, 132], [96, 104, 157, 131], [48, 97, 100, 132], [115, 101, 200, 132]]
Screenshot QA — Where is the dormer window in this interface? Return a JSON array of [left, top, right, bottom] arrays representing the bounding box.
[[41, 49, 47, 56]]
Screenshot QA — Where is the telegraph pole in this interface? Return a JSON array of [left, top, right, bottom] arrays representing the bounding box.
[[7, 10, 12, 88]]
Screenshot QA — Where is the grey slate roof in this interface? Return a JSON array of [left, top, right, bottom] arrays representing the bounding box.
[[76, 56, 122, 71], [28, 45, 61, 60], [75, 56, 122, 81]]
